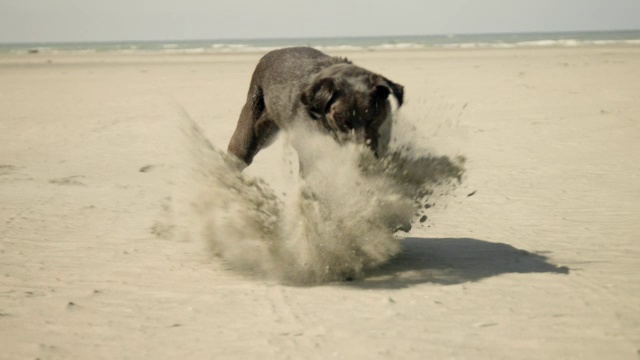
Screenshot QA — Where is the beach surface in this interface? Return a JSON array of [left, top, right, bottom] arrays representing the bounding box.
[[1, 46, 639, 359]]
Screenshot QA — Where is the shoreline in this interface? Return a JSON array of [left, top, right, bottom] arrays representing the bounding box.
[[3, 28, 639, 55], [1, 44, 640, 65]]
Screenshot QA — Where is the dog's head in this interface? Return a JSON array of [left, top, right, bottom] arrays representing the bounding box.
[[300, 64, 404, 154]]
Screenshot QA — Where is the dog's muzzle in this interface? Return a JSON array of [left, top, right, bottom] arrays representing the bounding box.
[[333, 127, 367, 145]]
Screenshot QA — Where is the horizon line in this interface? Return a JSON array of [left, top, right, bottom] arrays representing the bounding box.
[[2, 28, 639, 46]]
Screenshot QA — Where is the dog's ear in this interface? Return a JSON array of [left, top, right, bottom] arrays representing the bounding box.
[[373, 76, 404, 107], [373, 84, 391, 103], [301, 77, 337, 119], [385, 78, 404, 107]]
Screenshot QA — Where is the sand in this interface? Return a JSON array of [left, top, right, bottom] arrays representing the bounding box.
[[1, 46, 639, 359]]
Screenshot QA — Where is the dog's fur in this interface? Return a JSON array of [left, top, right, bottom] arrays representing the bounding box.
[[227, 47, 404, 166]]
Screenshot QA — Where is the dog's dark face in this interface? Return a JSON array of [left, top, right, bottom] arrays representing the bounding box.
[[300, 64, 403, 154]]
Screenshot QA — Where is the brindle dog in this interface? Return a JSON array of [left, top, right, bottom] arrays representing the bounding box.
[[227, 47, 404, 167]]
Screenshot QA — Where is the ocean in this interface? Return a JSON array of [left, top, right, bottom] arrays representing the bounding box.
[[2, 29, 639, 54]]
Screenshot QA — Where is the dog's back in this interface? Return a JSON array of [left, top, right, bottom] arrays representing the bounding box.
[[249, 48, 350, 124], [228, 47, 402, 166], [252, 47, 345, 89]]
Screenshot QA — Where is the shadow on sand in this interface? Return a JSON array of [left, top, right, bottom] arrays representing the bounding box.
[[354, 237, 569, 289]]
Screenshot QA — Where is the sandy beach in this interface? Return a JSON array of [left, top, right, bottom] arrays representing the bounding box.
[[1, 46, 639, 359]]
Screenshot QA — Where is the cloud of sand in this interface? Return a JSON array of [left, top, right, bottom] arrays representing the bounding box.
[[173, 113, 464, 285]]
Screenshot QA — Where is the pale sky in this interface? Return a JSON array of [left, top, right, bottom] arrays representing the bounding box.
[[1, 0, 639, 43]]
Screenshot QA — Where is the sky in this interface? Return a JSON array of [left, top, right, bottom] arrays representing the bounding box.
[[1, 0, 639, 43]]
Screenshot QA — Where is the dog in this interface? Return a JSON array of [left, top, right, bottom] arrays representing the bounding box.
[[227, 47, 404, 167]]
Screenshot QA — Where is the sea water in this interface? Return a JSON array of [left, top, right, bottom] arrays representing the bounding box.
[[2, 29, 639, 54]]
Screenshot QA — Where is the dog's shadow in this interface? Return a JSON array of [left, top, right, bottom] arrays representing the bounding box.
[[355, 237, 569, 289]]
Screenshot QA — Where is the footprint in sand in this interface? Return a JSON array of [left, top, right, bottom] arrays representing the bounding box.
[[0, 164, 18, 176], [0, 165, 34, 182], [49, 175, 86, 186]]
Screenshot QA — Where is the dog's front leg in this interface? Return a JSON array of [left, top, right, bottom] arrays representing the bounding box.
[[227, 103, 260, 167]]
